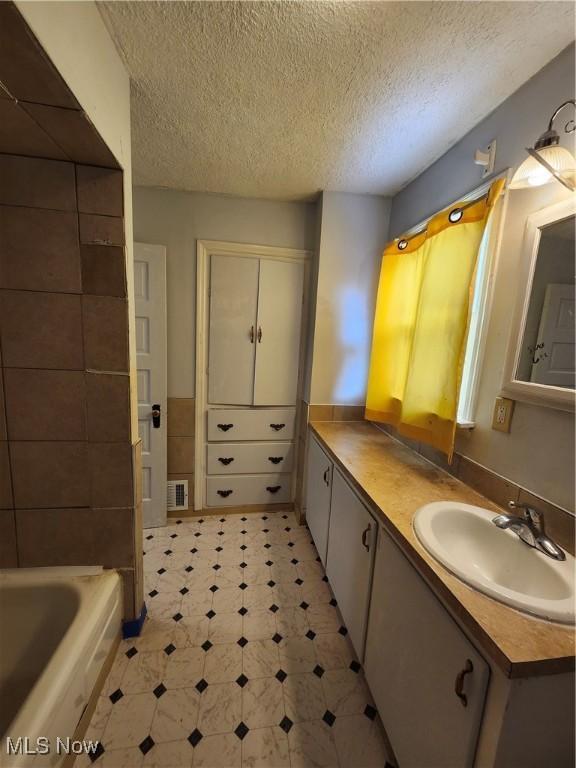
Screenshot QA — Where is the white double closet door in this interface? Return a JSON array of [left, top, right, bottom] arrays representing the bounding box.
[[208, 255, 304, 406]]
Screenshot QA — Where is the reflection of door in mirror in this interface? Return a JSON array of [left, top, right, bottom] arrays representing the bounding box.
[[531, 283, 575, 387], [517, 214, 575, 389]]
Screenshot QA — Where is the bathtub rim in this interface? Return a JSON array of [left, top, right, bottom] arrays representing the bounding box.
[[1, 566, 122, 745]]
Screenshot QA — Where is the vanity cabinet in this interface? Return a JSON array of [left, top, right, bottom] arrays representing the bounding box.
[[364, 527, 490, 768], [325, 467, 377, 660], [304, 435, 333, 565]]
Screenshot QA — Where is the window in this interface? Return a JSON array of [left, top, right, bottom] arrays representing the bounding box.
[[457, 216, 496, 426], [398, 174, 507, 429]]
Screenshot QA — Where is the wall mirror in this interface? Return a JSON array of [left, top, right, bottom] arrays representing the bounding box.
[[502, 196, 575, 411]]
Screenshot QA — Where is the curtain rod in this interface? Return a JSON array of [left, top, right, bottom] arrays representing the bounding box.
[[397, 168, 511, 242]]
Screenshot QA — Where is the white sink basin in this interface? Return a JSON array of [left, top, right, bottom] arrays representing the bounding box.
[[413, 501, 575, 624]]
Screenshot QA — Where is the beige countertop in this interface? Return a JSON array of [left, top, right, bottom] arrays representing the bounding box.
[[310, 420, 575, 679]]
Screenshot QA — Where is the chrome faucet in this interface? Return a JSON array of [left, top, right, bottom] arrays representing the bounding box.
[[492, 501, 566, 561]]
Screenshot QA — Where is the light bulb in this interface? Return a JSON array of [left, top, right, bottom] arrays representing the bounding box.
[[527, 166, 552, 186]]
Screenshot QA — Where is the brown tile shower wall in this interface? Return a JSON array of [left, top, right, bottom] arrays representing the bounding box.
[[167, 398, 195, 514], [0, 154, 142, 618]]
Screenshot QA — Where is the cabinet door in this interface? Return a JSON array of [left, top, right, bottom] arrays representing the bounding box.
[[326, 468, 376, 660], [364, 529, 490, 768], [304, 435, 333, 566], [208, 255, 259, 405], [253, 259, 304, 406]]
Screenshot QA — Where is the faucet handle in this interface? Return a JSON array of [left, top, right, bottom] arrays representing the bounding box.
[[508, 501, 544, 531]]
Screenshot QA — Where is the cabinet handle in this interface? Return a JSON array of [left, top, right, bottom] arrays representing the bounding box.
[[217, 423, 234, 432], [361, 523, 371, 552], [257, 326, 262, 343], [268, 456, 283, 464], [266, 485, 281, 494], [217, 489, 233, 498], [323, 467, 330, 486], [270, 423, 285, 431], [249, 325, 255, 343], [218, 457, 234, 465], [454, 659, 474, 707]]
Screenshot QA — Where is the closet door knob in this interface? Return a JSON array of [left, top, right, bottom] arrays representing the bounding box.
[[218, 457, 234, 465], [217, 489, 233, 498], [270, 423, 285, 431], [217, 423, 234, 432], [268, 456, 283, 464], [266, 485, 281, 494]]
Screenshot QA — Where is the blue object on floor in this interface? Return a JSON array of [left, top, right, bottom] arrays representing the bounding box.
[[122, 602, 147, 638]]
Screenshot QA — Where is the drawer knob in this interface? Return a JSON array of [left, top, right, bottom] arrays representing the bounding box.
[[217, 489, 233, 498], [217, 423, 234, 432], [218, 457, 234, 465], [268, 456, 283, 464], [266, 485, 282, 494], [454, 659, 474, 707], [270, 423, 285, 431]]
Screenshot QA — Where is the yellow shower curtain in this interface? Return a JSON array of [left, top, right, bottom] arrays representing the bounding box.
[[365, 179, 504, 460]]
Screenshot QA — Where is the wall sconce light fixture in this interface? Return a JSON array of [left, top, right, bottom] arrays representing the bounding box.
[[510, 99, 575, 191]]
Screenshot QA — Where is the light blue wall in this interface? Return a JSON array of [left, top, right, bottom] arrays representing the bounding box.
[[390, 44, 575, 236], [308, 192, 391, 405], [133, 187, 317, 398]]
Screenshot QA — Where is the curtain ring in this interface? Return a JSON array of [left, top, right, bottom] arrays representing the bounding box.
[[449, 208, 463, 223], [398, 239, 408, 250]]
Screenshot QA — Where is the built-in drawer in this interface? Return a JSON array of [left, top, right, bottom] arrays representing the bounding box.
[[206, 474, 292, 506], [207, 408, 295, 442], [206, 442, 294, 475]]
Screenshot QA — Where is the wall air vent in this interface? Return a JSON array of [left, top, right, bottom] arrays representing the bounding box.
[[167, 480, 189, 511]]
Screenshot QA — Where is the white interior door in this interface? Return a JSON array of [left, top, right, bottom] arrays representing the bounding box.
[[254, 258, 304, 405], [531, 283, 575, 387], [134, 242, 167, 528], [208, 255, 259, 405]]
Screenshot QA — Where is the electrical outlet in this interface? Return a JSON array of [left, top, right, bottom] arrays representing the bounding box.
[[492, 397, 514, 433]]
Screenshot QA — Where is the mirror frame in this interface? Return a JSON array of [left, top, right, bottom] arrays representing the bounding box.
[[501, 195, 576, 412]]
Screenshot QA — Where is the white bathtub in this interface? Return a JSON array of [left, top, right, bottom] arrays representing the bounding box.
[[0, 567, 122, 768]]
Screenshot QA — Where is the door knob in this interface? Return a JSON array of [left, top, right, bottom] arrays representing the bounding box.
[[152, 404, 161, 428]]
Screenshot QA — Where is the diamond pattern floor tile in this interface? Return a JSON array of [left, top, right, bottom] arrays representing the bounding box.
[[79, 509, 389, 767]]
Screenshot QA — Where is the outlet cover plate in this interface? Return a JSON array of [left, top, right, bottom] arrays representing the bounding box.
[[492, 397, 514, 432]]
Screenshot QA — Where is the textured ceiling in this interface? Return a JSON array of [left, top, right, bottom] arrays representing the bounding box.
[[99, 1, 575, 201]]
